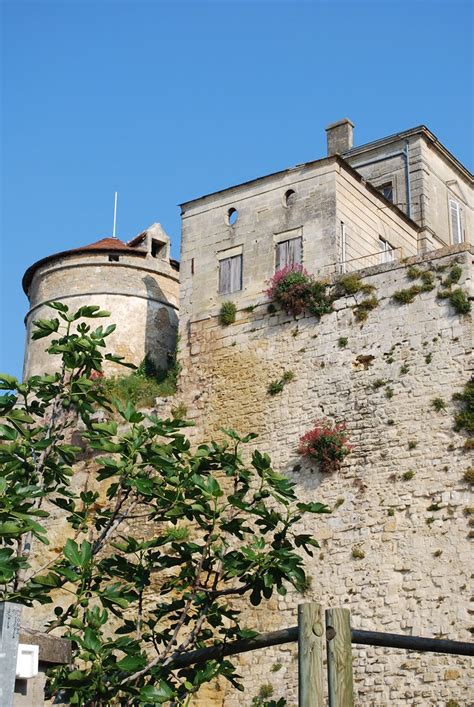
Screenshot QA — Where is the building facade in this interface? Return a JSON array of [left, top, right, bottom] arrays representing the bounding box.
[[176, 121, 473, 705], [19, 120, 474, 706]]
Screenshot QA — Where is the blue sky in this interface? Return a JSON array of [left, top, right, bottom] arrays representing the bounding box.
[[1, 0, 473, 377]]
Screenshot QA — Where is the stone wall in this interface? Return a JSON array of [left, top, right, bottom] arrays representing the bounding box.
[[178, 246, 473, 706]]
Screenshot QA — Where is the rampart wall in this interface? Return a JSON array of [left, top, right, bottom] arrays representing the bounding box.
[[179, 246, 473, 706]]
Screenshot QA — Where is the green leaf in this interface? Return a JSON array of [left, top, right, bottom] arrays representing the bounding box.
[[0, 521, 23, 536], [139, 682, 175, 703], [296, 502, 331, 514], [48, 301, 69, 312], [0, 424, 18, 440], [83, 627, 101, 653], [63, 539, 81, 566], [116, 654, 147, 671], [0, 373, 18, 390]]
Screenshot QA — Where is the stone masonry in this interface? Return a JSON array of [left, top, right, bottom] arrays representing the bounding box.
[[178, 246, 473, 706]]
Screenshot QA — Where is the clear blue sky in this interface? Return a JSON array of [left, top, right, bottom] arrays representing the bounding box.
[[1, 0, 473, 377]]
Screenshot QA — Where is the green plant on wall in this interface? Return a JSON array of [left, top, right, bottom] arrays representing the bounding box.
[[104, 350, 181, 407], [353, 295, 379, 322], [267, 370, 295, 396], [336, 274, 375, 297], [219, 301, 237, 325], [454, 377, 474, 434]]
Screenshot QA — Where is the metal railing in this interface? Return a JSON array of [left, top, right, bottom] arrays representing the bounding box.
[[323, 247, 403, 276]]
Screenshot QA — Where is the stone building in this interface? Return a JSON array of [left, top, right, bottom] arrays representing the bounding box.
[[177, 121, 473, 705], [22, 223, 179, 378], [18, 120, 473, 706]]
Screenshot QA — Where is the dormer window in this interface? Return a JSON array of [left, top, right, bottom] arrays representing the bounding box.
[[377, 181, 394, 203], [151, 239, 165, 258]]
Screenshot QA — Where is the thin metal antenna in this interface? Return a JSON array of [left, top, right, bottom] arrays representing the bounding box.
[[112, 192, 118, 238]]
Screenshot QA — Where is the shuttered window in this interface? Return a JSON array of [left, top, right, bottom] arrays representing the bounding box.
[[378, 237, 394, 264], [219, 255, 242, 295], [276, 237, 302, 270], [449, 199, 462, 244]]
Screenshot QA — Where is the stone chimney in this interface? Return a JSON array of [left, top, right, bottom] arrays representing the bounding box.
[[326, 118, 354, 156]]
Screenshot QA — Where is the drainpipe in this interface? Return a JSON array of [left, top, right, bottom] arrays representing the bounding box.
[[404, 140, 412, 219]]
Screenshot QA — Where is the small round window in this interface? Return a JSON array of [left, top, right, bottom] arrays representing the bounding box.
[[227, 207, 238, 225], [284, 189, 296, 207]]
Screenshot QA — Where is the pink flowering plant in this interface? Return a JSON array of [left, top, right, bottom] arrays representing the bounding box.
[[266, 264, 333, 318], [298, 419, 352, 473]]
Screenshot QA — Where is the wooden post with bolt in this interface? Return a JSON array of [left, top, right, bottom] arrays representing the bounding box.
[[298, 602, 325, 707], [326, 607, 354, 707]]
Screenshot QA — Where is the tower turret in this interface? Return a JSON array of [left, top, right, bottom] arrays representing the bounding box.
[[22, 223, 179, 378]]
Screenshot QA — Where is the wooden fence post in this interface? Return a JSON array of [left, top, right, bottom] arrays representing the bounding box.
[[325, 607, 354, 707], [298, 602, 324, 707]]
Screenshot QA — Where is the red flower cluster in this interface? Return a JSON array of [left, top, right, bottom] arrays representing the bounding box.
[[298, 419, 352, 473], [265, 264, 313, 317]]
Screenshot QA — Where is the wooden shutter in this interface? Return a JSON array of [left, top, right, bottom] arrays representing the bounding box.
[[276, 238, 302, 269], [219, 255, 242, 294], [230, 255, 242, 292], [449, 199, 462, 244], [219, 257, 232, 294]]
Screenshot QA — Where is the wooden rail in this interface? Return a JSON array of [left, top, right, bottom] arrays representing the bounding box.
[[167, 603, 474, 706]]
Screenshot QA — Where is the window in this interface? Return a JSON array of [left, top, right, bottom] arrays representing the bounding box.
[[151, 239, 165, 258], [377, 182, 394, 203], [276, 237, 302, 269], [108, 254, 119, 262], [284, 189, 296, 207], [219, 254, 242, 295], [379, 237, 394, 264], [227, 208, 238, 226], [449, 199, 463, 244]]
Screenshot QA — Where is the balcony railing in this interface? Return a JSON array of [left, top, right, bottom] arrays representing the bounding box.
[[322, 247, 403, 276]]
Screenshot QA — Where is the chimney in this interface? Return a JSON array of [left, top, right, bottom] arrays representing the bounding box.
[[326, 118, 354, 156]]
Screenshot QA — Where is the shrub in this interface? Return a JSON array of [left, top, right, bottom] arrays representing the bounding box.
[[267, 370, 294, 396], [385, 386, 394, 399], [449, 288, 471, 315], [298, 419, 352, 473], [354, 296, 379, 322], [442, 264, 462, 287], [104, 352, 180, 407], [372, 378, 385, 390], [453, 377, 474, 433], [420, 271, 435, 291], [265, 265, 332, 318], [338, 336, 348, 348], [431, 397, 446, 412], [337, 274, 375, 296], [351, 546, 365, 560], [403, 470, 415, 481], [463, 468, 474, 485], [407, 265, 422, 280], [219, 301, 237, 325], [392, 286, 423, 304]]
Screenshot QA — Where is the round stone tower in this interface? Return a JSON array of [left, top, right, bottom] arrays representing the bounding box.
[[22, 223, 179, 378]]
